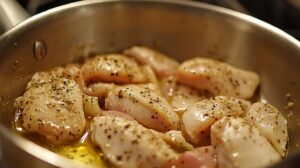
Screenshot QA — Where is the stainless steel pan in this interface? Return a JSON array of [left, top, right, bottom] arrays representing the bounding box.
[[0, 0, 299, 167]]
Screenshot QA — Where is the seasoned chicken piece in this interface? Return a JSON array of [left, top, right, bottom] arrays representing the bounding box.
[[138, 83, 161, 94], [244, 102, 288, 157], [83, 82, 117, 99], [91, 115, 178, 168], [14, 68, 86, 144], [101, 110, 135, 121], [176, 58, 260, 99], [182, 96, 250, 145], [64, 64, 85, 90], [141, 65, 159, 84], [83, 85, 158, 102], [162, 146, 217, 168], [105, 85, 180, 132], [82, 94, 101, 117], [81, 54, 147, 84], [25, 67, 65, 88], [159, 76, 212, 114], [83, 83, 158, 101], [159, 76, 177, 102], [170, 83, 212, 115], [155, 130, 194, 152], [211, 117, 281, 168], [124, 46, 179, 77]]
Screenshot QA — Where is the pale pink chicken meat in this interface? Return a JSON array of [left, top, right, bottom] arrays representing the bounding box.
[[105, 85, 180, 132], [91, 115, 178, 168], [14, 67, 86, 144], [101, 110, 135, 121], [162, 146, 217, 168], [64, 64, 85, 90], [170, 83, 212, 115], [176, 58, 260, 99], [82, 67, 159, 100], [155, 130, 194, 152], [244, 102, 288, 157], [211, 117, 281, 168], [182, 96, 250, 145], [83, 82, 117, 99], [81, 54, 147, 84], [159, 76, 211, 115], [124, 46, 179, 77], [159, 76, 177, 102], [141, 65, 159, 84]]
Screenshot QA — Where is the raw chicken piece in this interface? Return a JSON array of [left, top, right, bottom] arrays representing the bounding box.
[[176, 58, 259, 99], [162, 146, 217, 168], [105, 85, 180, 132], [64, 64, 117, 100], [244, 102, 288, 157], [64, 64, 85, 90], [14, 68, 86, 144], [83, 84, 158, 101], [141, 65, 159, 84], [25, 67, 65, 88], [138, 83, 161, 94], [155, 130, 194, 152], [91, 115, 178, 168], [159, 76, 177, 102], [170, 83, 212, 115], [81, 54, 147, 84], [182, 96, 250, 145], [83, 82, 117, 99], [124, 46, 179, 77], [211, 117, 281, 168], [101, 110, 135, 121], [159, 76, 212, 114], [82, 94, 102, 117]]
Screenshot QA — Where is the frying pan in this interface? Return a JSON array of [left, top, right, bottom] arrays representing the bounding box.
[[0, 0, 299, 167]]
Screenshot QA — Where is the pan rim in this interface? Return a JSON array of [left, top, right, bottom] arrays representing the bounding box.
[[0, 0, 300, 167]]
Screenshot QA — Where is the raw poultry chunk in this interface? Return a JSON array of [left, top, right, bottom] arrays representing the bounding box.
[[81, 54, 147, 84], [124, 46, 179, 77], [105, 85, 180, 132], [244, 102, 288, 157], [141, 65, 159, 84], [155, 130, 194, 152], [159, 76, 177, 102], [182, 96, 250, 145], [211, 117, 281, 168], [162, 146, 217, 168], [64, 64, 85, 89], [91, 115, 178, 168], [83, 82, 117, 99], [101, 110, 135, 121], [170, 83, 211, 115], [176, 58, 259, 99], [14, 67, 86, 144]]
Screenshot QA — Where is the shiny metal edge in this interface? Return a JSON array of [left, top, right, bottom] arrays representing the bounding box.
[[1, 0, 300, 49], [0, 0, 300, 166]]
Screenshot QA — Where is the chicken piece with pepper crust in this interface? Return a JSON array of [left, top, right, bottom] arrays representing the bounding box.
[[14, 67, 86, 144], [176, 58, 259, 99], [211, 117, 281, 168], [124, 46, 179, 78], [182, 96, 250, 145], [81, 54, 147, 84], [90, 115, 178, 168], [105, 85, 180, 132], [244, 102, 288, 157]]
